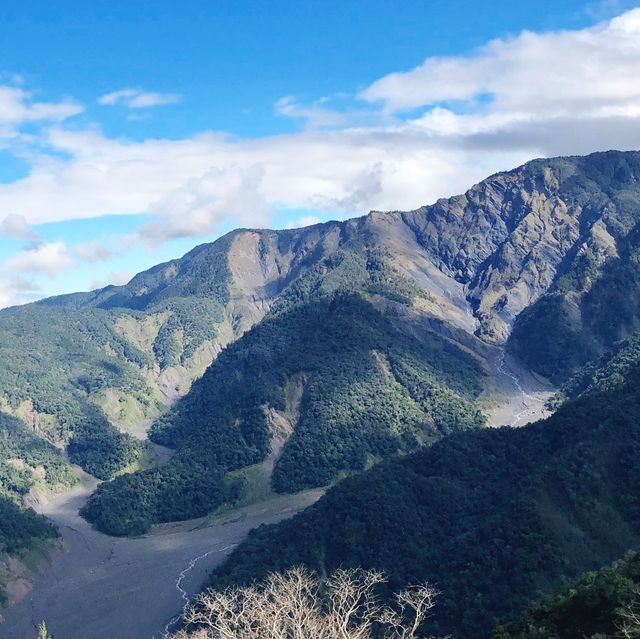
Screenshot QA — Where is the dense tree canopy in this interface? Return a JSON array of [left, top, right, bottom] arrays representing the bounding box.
[[207, 346, 640, 638], [497, 551, 640, 639], [82, 294, 486, 536]]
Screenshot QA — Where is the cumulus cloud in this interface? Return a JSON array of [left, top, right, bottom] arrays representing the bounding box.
[[0, 9, 639, 250], [98, 88, 182, 108], [0, 126, 514, 232], [360, 8, 640, 116], [2, 241, 72, 276], [0, 213, 39, 239], [139, 165, 271, 244]]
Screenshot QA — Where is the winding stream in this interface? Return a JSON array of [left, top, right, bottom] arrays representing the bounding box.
[[488, 347, 554, 428], [0, 466, 323, 639], [158, 542, 238, 639]]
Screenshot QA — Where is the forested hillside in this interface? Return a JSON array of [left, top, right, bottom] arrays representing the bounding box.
[[81, 294, 486, 536], [206, 341, 640, 638], [498, 551, 640, 639], [552, 333, 640, 405], [0, 234, 235, 482], [0, 497, 58, 605], [0, 305, 155, 479], [0, 415, 73, 606], [0, 413, 75, 503], [2, 151, 640, 488]]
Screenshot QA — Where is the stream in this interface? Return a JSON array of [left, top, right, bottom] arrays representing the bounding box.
[[0, 465, 322, 639], [487, 347, 554, 428]]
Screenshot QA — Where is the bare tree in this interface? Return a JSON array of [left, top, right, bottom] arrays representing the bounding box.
[[37, 621, 53, 639], [171, 567, 439, 639], [619, 587, 640, 639]]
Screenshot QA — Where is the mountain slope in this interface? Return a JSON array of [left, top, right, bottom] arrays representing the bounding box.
[[498, 551, 640, 639], [0, 413, 75, 503], [2, 151, 640, 501], [205, 344, 640, 638], [0, 497, 58, 605], [81, 294, 487, 536]]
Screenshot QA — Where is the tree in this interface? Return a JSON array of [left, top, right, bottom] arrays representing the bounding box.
[[171, 567, 438, 639], [37, 621, 52, 639], [620, 588, 640, 639]]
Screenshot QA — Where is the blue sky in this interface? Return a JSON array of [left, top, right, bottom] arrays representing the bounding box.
[[0, 0, 639, 305]]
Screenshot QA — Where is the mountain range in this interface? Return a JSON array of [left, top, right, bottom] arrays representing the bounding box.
[[2, 150, 640, 634]]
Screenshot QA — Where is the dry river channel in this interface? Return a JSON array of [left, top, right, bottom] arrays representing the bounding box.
[[0, 443, 323, 639]]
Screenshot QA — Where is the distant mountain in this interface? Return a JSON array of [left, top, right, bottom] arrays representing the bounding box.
[[2, 149, 640, 625], [205, 333, 640, 638]]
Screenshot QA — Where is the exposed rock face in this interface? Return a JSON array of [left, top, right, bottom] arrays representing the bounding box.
[[394, 151, 640, 342], [39, 150, 634, 356], [123, 150, 639, 349]]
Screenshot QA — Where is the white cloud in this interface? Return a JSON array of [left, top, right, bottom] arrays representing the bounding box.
[[2, 241, 72, 276], [74, 240, 114, 263], [0, 126, 517, 232], [360, 9, 640, 115], [0, 86, 82, 126], [98, 88, 182, 109], [276, 96, 347, 128], [0, 213, 39, 239], [139, 164, 271, 244], [0, 241, 73, 307], [0, 9, 638, 251], [0, 276, 41, 308]]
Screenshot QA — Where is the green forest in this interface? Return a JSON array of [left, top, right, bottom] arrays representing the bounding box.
[[0, 415, 71, 605], [0, 234, 235, 483], [0, 412, 75, 502], [0, 496, 58, 601], [0, 304, 151, 479], [509, 245, 640, 384], [498, 551, 640, 638], [207, 339, 640, 638], [81, 293, 486, 536]]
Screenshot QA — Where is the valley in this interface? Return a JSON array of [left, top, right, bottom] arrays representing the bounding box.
[[0, 460, 323, 639], [0, 345, 540, 639], [2, 150, 640, 638]]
